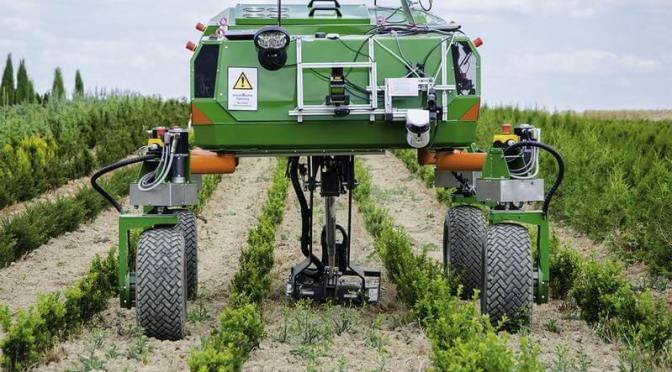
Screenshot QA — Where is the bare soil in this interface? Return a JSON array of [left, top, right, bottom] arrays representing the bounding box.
[[0, 205, 122, 314], [0, 172, 111, 221], [361, 153, 622, 371], [244, 189, 432, 371], [2, 151, 643, 370], [35, 157, 275, 372]]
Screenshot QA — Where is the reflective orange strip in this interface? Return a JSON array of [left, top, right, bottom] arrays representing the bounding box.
[[191, 103, 213, 125], [460, 100, 481, 121]]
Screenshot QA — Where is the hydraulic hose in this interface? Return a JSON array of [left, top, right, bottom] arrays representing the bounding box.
[[505, 141, 564, 215], [288, 157, 325, 274], [91, 155, 158, 213]]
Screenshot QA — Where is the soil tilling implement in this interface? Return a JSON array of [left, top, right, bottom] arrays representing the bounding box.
[[92, 0, 564, 340]]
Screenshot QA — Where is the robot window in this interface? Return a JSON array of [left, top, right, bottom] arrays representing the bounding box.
[[452, 41, 478, 96], [194, 44, 220, 98]]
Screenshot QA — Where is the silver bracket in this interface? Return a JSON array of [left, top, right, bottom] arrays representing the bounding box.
[[476, 179, 545, 203]]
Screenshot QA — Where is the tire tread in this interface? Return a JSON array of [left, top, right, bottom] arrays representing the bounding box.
[[481, 223, 533, 327], [136, 227, 187, 340]]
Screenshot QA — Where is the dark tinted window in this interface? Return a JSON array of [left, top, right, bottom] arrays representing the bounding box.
[[194, 44, 220, 98], [451, 42, 477, 96]]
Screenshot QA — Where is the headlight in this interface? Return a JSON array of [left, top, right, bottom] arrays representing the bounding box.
[[254, 26, 289, 50], [254, 26, 290, 71]]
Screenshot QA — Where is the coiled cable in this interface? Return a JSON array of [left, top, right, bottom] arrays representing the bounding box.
[[505, 141, 565, 215]]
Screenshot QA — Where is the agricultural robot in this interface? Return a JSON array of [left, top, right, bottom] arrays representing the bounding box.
[[92, 0, 564, 340]]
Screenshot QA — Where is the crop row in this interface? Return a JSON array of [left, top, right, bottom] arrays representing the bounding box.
[[552, 248, 672, 369], [394, 149, 672, 368], [189, 159, 289, 371], [0, 97, 189, 209], [0, 249, 118, 371], [353, 161, 542, 370], [0, 174, 223, 371], [477, 108, 672, 277], [0, 167, 136, 268]]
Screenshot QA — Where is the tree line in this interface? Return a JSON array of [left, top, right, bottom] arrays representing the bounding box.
[[0, 53, 84, 106]]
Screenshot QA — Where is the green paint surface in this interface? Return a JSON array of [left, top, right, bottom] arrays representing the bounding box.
[[191, 3, 482, 153]]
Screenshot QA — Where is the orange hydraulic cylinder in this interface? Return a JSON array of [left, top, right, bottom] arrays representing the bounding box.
[[190, 149, 237, 174], [417, 149, 486, 171], [436, 151, 487, 172]]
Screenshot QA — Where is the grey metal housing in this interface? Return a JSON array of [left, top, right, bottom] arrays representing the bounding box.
[[476, 179, 545, 203], [129, 176, 201, 207]]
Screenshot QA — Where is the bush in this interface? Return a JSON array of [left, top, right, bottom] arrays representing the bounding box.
[[571, 259, 627, 323], [392, 111, 672, 365], [191, 175, 223, 215], [570, 256, 672, 358], [0, 249, 118, 371], [549, 247, 581, 300], [0, 97, 189, 209], [189, 304, 264, 372]]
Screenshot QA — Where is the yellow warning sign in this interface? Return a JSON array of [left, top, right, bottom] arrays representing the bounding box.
[[233, 72, 253, 90], [228, 67, 257, 111]]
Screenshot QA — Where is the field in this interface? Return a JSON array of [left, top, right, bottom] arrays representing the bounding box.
[[0, 103, 671, 371]]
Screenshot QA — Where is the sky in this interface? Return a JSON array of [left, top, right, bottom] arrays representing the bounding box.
[[0, 0, 670, 110]]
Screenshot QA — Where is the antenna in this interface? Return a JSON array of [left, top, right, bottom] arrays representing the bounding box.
[[278, 0, 282, 26], [400, 0, 416, 25]]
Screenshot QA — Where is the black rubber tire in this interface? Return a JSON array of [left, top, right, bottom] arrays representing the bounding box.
[[443, 206, 486, 298], [136, 227, 187, 340], [175, 210, 198, 300], [481, 223, 533, 329]]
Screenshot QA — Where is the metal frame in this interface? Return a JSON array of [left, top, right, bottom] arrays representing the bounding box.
[[286, 156, 381, 303], [293, 37, 378, 122], [291, 36, 457, 122]]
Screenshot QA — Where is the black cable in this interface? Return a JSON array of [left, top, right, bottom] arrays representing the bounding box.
[[504, 141, 565, 215], [385, 6, 403, 21], [419, 0, 432, 11], [289, 157, 324, 273], [91, 154, 157, 213], [310, 69, 371, 102], [422, 36, 450, 68], [337, 38, 371, 61], [346, 34, 376, 77]]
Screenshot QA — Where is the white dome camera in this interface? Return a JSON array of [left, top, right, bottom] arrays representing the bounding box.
[[406, 109, 431, 149]]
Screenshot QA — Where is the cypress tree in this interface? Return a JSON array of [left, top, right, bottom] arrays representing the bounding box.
[[15, 59, 30, 104], [51, 67, 65, 100], [28, 80, 36, 103], [74, 69, 84, 98], [0, 54, 15, 106]]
